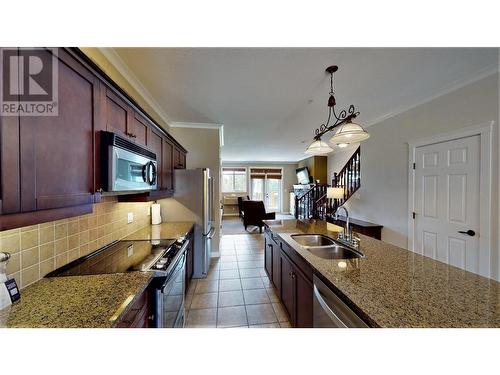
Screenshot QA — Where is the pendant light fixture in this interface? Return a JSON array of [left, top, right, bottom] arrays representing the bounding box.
[[305, 65, 369, 155]]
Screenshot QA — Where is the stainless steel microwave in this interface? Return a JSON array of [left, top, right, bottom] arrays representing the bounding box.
[[101, 131, 157, 192]]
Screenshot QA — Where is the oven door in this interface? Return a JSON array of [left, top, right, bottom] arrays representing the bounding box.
[[110, 146, 157, 191], [159, 252, 186, 328]]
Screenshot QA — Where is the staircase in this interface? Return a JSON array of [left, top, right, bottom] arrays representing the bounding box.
[[295, 146, 360, 220]]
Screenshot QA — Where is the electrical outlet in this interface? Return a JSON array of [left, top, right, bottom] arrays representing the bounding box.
[[127, 245, 134, 257], [127, 212, 134, 223]]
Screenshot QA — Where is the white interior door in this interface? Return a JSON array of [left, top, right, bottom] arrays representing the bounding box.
[[413, 135, 481, 274]]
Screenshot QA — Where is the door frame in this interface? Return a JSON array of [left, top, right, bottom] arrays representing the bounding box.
[[407, 121, 494, 278], [248, 166, 284, 213]]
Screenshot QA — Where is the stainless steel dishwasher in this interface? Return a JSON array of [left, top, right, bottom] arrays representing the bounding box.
[[313, 275, 368, 328]]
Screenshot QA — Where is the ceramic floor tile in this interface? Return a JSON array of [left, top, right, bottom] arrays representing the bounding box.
[[219, 269, 240, 280], [279, 321, 292, 328], [249, 323, 280, 328], [241, 277, 265, 290], [218, 290, 245, 307], [272, 302, 289, 322], [217, 306, 248, 328], [266, 288, 280, 303], [239, 268, 262, 278], [238, 261, 262, 269], [186, 308, 217, 328], [246, 303, 278, 325], [219, 278, 242, 292], [243, 289, 270, 305], [195, 280, 219, 294], [261, 276, 272, 288], [220, 255, 238, 262], [190, 292, 218, 309], [219, 261, 239, 270]]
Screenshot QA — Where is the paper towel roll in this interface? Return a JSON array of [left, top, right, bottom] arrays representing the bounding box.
[[151, 203, 162, 225]]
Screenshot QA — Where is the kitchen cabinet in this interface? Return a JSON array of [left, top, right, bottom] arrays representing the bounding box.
[[0, 47, 188, 229], [162, 138, 174, 190], [132, 112, 149, 147], [279, 247, 313, 328], [173, 145, 186, 169], [116, 285, 153, 328], [263, 226, 313, 328], [1, 48, 96, 222]]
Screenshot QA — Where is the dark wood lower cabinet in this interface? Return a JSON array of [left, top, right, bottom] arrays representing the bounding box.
[[116, 285, 153, 328], [264, 227, 313, 328]]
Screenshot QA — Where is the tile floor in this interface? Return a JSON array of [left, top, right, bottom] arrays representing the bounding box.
[[185, 232, 291, 328]]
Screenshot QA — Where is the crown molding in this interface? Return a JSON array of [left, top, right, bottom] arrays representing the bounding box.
[[365, 63, 499, 128], [97, 47, 172, 126], [170, 122, 225, 147]]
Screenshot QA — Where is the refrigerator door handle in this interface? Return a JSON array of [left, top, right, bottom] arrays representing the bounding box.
[[205, 227, 216, 239]]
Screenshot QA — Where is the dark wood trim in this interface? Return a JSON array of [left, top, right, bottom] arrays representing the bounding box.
[[116, 189, 174, 202], [0, 204, 93, 231], [67, 48, 188, 154]]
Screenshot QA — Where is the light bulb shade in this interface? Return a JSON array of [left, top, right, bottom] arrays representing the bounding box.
[[305, 139, 333, 155], [327, 187, 344, 199], [329, 122, 370, 145]]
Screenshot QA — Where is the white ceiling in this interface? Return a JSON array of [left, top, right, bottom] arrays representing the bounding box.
[[112, 48, 498, 162]]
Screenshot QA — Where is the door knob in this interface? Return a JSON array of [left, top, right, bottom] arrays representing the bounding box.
[[458, 230, 476, 237]]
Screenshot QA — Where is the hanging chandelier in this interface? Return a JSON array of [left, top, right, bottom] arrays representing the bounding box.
[[305, 65, 370, 155]]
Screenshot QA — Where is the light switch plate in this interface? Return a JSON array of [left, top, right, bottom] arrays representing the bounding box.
[[127, 245, 134, 257], [127, 212, 134, 223]]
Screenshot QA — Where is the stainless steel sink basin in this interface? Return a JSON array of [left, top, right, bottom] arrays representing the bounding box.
[[307, 245, 363, 260], [291, 234, 336, 247], [291, 234, 364, 259]]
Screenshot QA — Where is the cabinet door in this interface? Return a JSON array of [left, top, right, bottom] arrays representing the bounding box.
[[19, 49, 96, 211], [161, 138, 174, 190], [264, 237, 273, 279], [132, 112, 149, 147], [280, 251, 294, 322], [0, 48, 21, 214], [173, 147, 181, 169], [272, 239, 281, 292], [293, 264, 313, 328], [148, 128, 163, 189], [104, 88, 132, 137]]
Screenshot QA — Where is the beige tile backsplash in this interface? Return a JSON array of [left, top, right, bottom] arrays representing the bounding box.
[[0, 197, 152, 289]]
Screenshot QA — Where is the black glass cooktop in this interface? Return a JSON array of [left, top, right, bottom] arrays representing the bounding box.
[[46, 239, 177, 277]]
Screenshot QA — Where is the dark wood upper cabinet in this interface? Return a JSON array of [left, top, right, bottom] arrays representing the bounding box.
[[18, 49, 96, 212], [162, 138, 174, 190], [104, 88, 131, 137], [173, 146, 186, 170], [132, 112, 149, 147], [0, 48, 187, 229]]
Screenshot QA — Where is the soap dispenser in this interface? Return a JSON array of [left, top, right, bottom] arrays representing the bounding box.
[[1, 252, 19, 310]]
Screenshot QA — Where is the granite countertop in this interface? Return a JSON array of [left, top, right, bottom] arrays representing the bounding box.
[[124, 221, 195, 241], [0, 272, 153, 328], [264, 219, 500, 328]]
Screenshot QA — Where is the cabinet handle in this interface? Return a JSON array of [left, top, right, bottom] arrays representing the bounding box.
[[148, 314, 154, 321]]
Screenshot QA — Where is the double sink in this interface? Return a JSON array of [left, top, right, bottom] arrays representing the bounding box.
[[291, 234, 364, 260]]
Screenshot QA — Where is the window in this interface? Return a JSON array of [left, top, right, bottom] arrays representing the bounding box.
[[222, 168, 247, 192]]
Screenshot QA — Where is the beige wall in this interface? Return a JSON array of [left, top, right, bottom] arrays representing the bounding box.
[[221, 162, 299, 213], [158, 127, 222, 253], [80, 48, 170, 132], [297, 156, 328, 184], [327, 73, 500, 280], [0, 197, 152, 289]]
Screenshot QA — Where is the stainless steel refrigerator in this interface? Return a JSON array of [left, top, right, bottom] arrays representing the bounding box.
[[171, 168, 215, 278]]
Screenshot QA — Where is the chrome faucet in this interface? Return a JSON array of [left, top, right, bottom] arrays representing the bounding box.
[[335, 205, 350, 241]]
